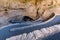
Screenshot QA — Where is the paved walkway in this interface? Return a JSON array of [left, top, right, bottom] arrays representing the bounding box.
[[6, 24, 60, 40]]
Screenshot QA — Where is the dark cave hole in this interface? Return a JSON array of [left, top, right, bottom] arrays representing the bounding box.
[[22, 16, 34, 22], [8, 16, 34, 24]]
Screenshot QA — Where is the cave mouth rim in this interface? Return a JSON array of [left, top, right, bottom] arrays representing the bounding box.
[[22, 16, 34, 22], [43, 12, 55, 22]]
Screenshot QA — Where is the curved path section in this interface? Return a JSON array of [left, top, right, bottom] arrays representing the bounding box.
[[0, 15, 60, 40]]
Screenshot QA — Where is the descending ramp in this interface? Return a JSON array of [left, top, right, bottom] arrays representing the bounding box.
[[0, 15, 60, 40], [6, 24, 60, 40]]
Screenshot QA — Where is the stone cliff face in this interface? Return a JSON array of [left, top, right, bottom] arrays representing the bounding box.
[[0, 0, 60, 26]]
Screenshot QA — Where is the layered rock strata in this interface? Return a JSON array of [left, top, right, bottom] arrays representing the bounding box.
[[0, 0, 59, 26]]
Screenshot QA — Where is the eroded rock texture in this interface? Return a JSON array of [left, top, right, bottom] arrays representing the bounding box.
[[0, 0, 60, 27]]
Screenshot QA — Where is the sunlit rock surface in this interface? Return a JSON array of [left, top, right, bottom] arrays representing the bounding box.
[[0, 0, 60, 27], [0, 0, 60, 40]]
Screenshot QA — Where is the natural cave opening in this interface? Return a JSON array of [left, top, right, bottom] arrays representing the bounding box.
[[22, 16, 34, 21]]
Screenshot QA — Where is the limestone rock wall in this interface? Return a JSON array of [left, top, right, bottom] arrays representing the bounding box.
[[0, 0, 60, 26]]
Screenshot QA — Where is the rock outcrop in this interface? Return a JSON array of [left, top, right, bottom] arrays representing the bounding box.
[[0, 0, 60, 27]]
